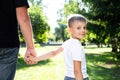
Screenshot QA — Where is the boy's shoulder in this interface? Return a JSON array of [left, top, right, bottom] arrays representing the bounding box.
[[63, 38, 72, 44], [63, 38, 79, 46], [64, 38, 80, 43]]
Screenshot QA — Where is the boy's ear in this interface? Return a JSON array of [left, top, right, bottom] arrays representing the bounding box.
[[67, 27, 71, 33], [68, 27, 73, 34], [67, 27, 72, 36]]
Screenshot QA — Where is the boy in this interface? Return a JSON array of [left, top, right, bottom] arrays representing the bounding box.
[[29, 14, 89, 80]]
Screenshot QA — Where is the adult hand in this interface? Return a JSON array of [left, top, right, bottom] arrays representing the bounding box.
[[24, 48, 38, 65]]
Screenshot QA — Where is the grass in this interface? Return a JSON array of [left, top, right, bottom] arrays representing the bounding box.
[[14, 45, 120, 80]]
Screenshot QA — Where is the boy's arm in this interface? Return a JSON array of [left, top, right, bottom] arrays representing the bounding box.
[[37, 47, 63, 61], [74, 61, 83, 80]]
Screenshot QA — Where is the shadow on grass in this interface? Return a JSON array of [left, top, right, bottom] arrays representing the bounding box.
[[84, 46, 111, 49], [16, 56, 51, 70], [86, 52, 120, 80], [87, 65, 120, 80], [86, 52, 116, 64]]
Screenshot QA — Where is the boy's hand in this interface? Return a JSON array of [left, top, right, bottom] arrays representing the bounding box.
[[25, 55, 38, 65], [29, 56, 38, 62], [24, 48, 38, 65]]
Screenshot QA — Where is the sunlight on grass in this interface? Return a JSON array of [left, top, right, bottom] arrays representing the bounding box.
[[15, 45, 120, 80], [15, 46, 65, 80]]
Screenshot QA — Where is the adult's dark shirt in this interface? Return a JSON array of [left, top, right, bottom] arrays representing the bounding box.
[[0, 0, 29, 48]]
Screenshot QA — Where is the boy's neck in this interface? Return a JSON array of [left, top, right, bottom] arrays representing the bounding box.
[[71, 37, 81, 41]]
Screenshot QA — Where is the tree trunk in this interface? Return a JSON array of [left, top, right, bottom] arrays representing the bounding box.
[[111, 37, 118, 52]]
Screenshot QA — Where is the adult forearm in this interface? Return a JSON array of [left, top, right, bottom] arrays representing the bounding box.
[[16, 7, 34, 49], [19, 16, 34, 49]]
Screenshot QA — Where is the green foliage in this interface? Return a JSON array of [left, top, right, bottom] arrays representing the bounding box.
[[28, 6, 50, 43], [54, 23, 68, 42], [81, 0, 120, 49], [28, 0, 42, 6], [62, 0, 87, 20], [19, 30, 24, 43], [64, 0, 80, 16], [19, 1, 50, 43]]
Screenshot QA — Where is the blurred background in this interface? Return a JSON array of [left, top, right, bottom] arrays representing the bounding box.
[[16, 0, 120, 80]]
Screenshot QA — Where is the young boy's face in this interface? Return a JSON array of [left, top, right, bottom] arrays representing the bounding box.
[[69, 20, 87, 40]]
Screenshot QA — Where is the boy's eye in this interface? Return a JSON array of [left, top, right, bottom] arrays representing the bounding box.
[[77, 26, 86, 30], [84, 26, 86, 29]]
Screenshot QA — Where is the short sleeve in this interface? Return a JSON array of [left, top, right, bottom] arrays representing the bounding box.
[[61, 41, 68, 51], [71, 46, 84, 61], [15, 0, 29, 8], [61, 43, 65, 49]]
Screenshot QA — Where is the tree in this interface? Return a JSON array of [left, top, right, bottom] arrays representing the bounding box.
[[28, 0, 42, 6], [19, 0, 50, 43], [82, 0, 120, 51], [63, 0, 87, 20], [54, 23, 68, 42], [28, 6, 50, 43]]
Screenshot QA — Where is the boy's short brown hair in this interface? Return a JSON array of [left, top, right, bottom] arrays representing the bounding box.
[[67, 14, 87, 27]]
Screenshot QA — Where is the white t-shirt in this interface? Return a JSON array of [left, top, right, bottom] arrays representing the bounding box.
[[61, 38, 88, 78]]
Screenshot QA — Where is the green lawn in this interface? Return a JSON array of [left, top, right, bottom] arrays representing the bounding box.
[[15, 45, 120, 80]]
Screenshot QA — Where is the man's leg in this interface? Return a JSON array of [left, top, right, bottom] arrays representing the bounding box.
[[0, 48, 19, 80]]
